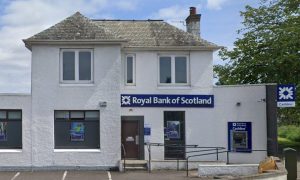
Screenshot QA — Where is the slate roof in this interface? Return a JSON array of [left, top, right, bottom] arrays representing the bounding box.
[[24, 12, 220, 49]]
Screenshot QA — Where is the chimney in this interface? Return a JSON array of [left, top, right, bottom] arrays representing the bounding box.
[[186, 7, 201, 37]]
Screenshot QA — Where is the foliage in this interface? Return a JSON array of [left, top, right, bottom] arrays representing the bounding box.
[[278, 125, 300, 142], [214, 0, 300, 123], [278, 137, 300, 149]]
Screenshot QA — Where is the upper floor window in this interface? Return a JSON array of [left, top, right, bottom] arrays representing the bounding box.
[[159, 55, 189, 85], [0, 110, 22, 149], [60, 49, 93, 83], [125, 54, 135, 85]]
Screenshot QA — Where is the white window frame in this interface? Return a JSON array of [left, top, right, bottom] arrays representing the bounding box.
[[60, 49, 94, 84], [125, 54, 136, 86], [158, 55, 190, 86]]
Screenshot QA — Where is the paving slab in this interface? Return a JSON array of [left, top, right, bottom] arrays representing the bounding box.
[[0, 172, 19, 180], [16, 171, 64, 180], [111, 171, 194, 180], [65, 171, 108, 180]]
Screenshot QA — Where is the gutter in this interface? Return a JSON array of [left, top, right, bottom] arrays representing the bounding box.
[[23, 39, 128, 50]]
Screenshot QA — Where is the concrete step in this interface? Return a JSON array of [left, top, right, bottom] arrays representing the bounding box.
[[124, 166, 147, 171]]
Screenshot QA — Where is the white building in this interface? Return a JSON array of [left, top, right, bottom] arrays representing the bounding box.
[[0, 7, 277, 170]]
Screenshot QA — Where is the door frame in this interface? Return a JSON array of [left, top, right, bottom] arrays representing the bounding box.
[[121, 116, 144, 160]]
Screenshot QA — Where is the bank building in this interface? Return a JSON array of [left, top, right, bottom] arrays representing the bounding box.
[[0, 7, 278, 170]]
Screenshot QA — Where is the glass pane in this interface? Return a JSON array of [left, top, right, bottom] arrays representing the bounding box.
[[79, 52, 91, 81], [126, 56, 133, 84], [160, 57, 172, 83], [70, 111, 84, 119], [63, 52, 75, 80], [175, 57, 187, 83], [55, 111, 70, 119], [8, 111, 21, 119], [85, 111, 99, 120], [0, 111, 6, 119]]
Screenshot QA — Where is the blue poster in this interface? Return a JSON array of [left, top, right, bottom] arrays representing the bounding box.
[[277, 84, 296, 107], [166, 121, 181, 139], [70, 122, 84, 141], [0, 122, 7, 141], [228, 122, 252, 153], [121, 94, 214, 108]]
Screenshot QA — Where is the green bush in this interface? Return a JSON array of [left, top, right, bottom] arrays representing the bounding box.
[[278, 125, 300, 142]]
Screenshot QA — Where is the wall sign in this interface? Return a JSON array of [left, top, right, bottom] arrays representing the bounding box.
[[121, 94, 214, 108], [277, 84, 296, 107], [228, 122, 252, 153], [144, 124, 151, 143]]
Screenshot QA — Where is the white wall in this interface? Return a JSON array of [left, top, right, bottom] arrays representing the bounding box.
[[0, 94, 31, 167], [31, 45, 121, 168], [122, 81, 268, 163]]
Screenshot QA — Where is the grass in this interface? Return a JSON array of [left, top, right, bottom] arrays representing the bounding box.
[[278, 137, 300, 149]]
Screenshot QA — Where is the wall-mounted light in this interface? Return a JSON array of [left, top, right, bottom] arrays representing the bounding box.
[[99, 101, 107, 107]]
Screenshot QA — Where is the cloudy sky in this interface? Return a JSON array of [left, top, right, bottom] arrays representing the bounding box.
[[0, 0, 260, 93]]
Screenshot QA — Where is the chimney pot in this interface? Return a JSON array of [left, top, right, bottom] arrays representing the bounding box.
[[190, 7, 196, 15]]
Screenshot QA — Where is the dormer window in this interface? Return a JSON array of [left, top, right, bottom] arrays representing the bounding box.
[[60, 49, 93, 84]]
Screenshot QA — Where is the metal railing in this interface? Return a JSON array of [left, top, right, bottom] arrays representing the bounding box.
[[145, 143, 267, 177], [121, 143, 126, 172], [145, 143, 225, 173], [186, 149, 268, 176]]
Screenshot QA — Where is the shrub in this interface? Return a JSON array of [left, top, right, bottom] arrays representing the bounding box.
[[278, 125, 300, 142]]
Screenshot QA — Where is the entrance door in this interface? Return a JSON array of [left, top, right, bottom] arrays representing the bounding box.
[[164, 111, 185, 159], [121, 116, 144, 159]]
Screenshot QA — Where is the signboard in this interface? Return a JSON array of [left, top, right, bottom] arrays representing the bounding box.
[[121, 94, 214, 108], [144, 124, 151, 143], [277, 84, 296, 107], [70, 122, 85, 141], [228, 122, 252, 153]]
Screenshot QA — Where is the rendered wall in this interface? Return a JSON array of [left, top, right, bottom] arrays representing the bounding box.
[[0, 94, 31, 167], [31, 45, 121, 168]]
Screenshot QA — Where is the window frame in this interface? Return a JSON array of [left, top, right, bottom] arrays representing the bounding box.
[[0, 109, 22, 149], [60, 49, 94, 84], [54, 110, 100, 149], [125, 54, 136, 86], [158, 55, 190, 86]]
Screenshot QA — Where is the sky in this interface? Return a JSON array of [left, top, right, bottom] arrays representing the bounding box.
[[0, 0, 260, 93]]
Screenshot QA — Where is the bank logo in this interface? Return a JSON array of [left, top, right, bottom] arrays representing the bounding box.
[[278, 86, 294, 100], [121, 96, 131, 105]]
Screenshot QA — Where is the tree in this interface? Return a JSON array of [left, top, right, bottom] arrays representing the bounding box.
[[214, 0, 300, 124]]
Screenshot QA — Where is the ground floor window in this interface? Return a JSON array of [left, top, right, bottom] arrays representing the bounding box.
[[0, 110, 22, 149], [54, 110, 100, 149], [164, 111, 185, 159]]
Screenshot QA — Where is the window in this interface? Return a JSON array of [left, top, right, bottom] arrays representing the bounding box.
[[54, 110, 100, 149], [125, 55, 135, 85], [60, 49, 93, 83], [159, 55, 189, 85], [0, 110, 22, 149]]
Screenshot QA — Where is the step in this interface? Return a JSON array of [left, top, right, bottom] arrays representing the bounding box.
[[124, 166, 147, 171]]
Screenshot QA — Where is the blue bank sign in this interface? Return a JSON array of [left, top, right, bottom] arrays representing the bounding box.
[[121, 94, 214, 108], [277, 84, 296, 107]]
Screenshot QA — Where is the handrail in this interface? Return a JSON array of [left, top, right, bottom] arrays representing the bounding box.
[[185, 149, 268, 177], [121, 143, 126, 172], [145, 143, 225, 173]]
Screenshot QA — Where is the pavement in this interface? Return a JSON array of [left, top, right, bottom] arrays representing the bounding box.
[[0, 170, 200, 180]]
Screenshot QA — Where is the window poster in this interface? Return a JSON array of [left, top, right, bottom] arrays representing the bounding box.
[[70, 122, 84, 141], [166, 121, 181, 139], [0, 122, 8, 141]]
